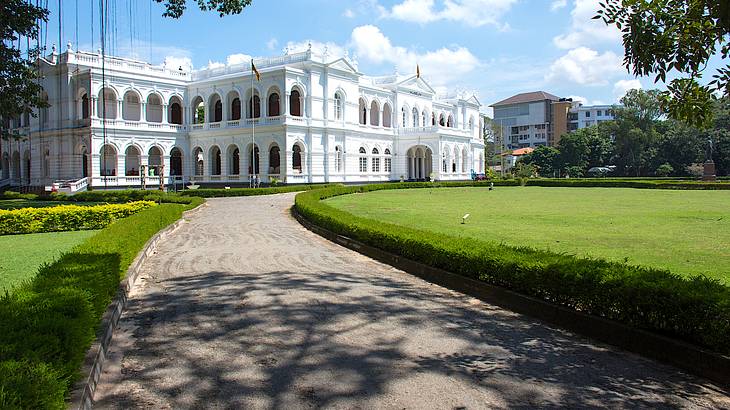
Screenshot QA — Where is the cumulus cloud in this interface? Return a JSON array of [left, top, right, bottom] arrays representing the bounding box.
[[266, 38, 278, 51], [553, 0, 621, 49], [226, 53, 253, 66], [349, 25, 480, 85], [545, 46, 623, 86], [385, 0, 517, 29], [550, 0, 568, 11], [566, 95, 588, 105], [343, 8, 355, 18], [163, 56, 193, 71], [613, 79, 642, 101]]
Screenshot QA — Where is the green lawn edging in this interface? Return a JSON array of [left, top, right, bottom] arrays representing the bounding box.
[[0, 195, 203, 409], [294, 183, 730, 356]]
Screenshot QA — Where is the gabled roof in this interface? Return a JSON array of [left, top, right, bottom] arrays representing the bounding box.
[[397, 74, 436, 95], [491, 91, 560, 107], [326, 58, 360, 75]]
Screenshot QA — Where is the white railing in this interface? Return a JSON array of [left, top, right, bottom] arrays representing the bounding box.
[[53, 177, 88, 194], [67, 50, 191, 80], [191, 51, 312, 81], [188, 115, 289, 132], [91, 118, 187, 132]]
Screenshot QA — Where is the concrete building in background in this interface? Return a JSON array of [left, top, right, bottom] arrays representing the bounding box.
[[569, 104, 617, 130], [490, 91, 571, 151]]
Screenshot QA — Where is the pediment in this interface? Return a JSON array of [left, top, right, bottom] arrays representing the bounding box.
[[326, 58, 359, 74], [397, 75, 436, 95]]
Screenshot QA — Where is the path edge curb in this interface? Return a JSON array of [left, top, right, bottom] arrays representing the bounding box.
[[68, 201, 208, 409], [291, 207, 730, 389]]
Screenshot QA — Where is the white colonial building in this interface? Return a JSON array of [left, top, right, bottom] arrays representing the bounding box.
[[0, 44, 485, 191]]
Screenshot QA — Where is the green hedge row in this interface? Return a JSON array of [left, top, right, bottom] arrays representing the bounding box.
[[294, 183, 730, 355], [524, 178, 730, 189], [0, 198, 203, 408], [0, 201, 156, 235]]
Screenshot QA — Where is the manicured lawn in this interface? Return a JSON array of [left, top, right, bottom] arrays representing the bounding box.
[[326, 187, 730, 283], [0, 230, 98, 292]]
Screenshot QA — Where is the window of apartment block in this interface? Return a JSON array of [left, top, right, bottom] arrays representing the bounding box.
[[596, 110, 602, 116], [511, 126, 519, 134], [585, 111, 591, 117]]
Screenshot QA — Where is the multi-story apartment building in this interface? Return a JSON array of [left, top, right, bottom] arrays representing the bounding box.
[[489, 91, 571, 151], [0, 44, 485, 191], [568, 104, 617, 131]]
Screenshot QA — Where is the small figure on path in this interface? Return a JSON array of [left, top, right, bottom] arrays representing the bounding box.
[[489, 182, 494, 191]]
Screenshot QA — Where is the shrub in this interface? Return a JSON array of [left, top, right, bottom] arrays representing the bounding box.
[[0, 360, 66, 409], [1, 191, 39, 200], [294, 184, 730, 355], [0, 201, 156, 235]]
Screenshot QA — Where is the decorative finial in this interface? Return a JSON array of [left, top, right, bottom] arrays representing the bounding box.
[[67, 41, 72, 51], [282, 47, 289, 55], [307, 41, 312, 51], [323, 45, 329, 57], [51, 44, 57, 54]]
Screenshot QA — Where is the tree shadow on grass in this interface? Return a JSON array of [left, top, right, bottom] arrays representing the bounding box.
[[94, 269, 730, 409]]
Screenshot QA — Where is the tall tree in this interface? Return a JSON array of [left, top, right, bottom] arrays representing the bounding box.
[[156, 0, 253, 18], [0, 0, 49, 133], [596, 0, 730, 128], [519, 145, 560, 177]]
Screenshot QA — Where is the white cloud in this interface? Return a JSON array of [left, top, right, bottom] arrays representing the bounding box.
[[226, 53, 253, 66], [385, 0, 517, 28], [343, 8, 355, 18], [613, 79, 642, 101], [550, 0, 567, 11], [545, 46, 623, 86], [566, 95, 588, 105], [266, 38, 278, 51], [285, 40, 348, 61], [553, 0, 621, 49], [163, 56, 193, 71], [349, 25, 480, 85]]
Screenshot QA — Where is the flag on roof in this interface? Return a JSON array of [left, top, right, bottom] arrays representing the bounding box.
[[251, 59, 261, 81]]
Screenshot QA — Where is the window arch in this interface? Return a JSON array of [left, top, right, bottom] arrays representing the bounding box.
[[191, 96, 205, 123], [100, 144, 117, 176], [210, 146, 222, 175], [468, 116, 475, 131], [81, 93, 89, 119], [334, 145, 342, 172], [146, 94, 163, 123], [248, 93, 261, 119], [39, 92, 49, 124], [439, 113, 445, 126], [268, 91, 280, 117], [98, 88, 117, 119], [168, 96, 183, 124], [193, 147, 204, 176], [228, 145, 240, 175], [248, 145, 260, 174], [290, 88, 302, 116], [382, 103, 392, 128], [358, 98, 367, 125], [170, 147, 183, 176], [208, 94, 222, 122], [269, 145, 281, 174], [384, 148, 392, 173], [122, 90, 141, 121], [401, 107, 407, 127], [370, 101, 380, 126], [292, 144, 303, 173], [334, 92, 343, 120], [358, 147, 367, 173], [125, 145, 141, 176], [227, 91, 241, 121], [372, 147, 380, 172], [148, 146, 163, 176], [442, 151, 448, 173], [462, 147, 468, 173], [412, 108, 419, 127], [447, 114, 454, 128], [431, 112, 435, 126], [422, 111, 427, 127]]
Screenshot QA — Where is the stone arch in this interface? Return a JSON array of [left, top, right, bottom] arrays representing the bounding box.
[[191, 96, 205, 123], [289, 85, 304, 117], [406, 145, 433, 180], [267, 87, 281, 117], [100, 144, 117, 176], [382, 103, 392, 128], [124, 144, 142, 176], [98, 87, 118, 119], [193, 147, 204, 176], [148, 145, 164, 176], [370, 100, 380, 126], [227, 144, 240, 175], [168, 96, 183, 124], [122, 89, 142, 121], [1, 152, 9, 180], [246, 88, 262, 119], [227, 90, 241, 121], [209, 93, 223, 122], [146, 92, 164, 123], [268, 143, 281, 174], [333, 89, 345, 120], [292, 141, 304, 173], [170, 147, 183, 176], [209, 145, 222, 175]]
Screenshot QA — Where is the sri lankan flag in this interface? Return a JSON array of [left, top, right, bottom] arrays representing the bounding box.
[[252, 59, 261, 81]]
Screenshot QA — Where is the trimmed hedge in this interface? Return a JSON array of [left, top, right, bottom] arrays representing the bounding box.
[[295, 183, 730, 355], [0, 198, 203, 408], [178, 184, 343, 198], [524, 178, 730, 190], [0, 201, 156, 235]]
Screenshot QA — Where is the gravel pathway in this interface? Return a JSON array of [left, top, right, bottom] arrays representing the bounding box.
[[93, 193, 730, 409]]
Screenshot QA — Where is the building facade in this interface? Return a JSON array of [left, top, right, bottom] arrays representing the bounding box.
[[489, 91, 570, 151], [568, 104, 617, 130], [0, 45, 485, 190]]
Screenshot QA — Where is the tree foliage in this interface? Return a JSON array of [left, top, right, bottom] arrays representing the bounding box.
[[155, 0, 253, 18], [596, 0, 730, 128], [0, 0, 49, 134]]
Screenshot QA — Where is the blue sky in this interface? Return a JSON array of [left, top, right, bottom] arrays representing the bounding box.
[[42, 0, 725, 115]]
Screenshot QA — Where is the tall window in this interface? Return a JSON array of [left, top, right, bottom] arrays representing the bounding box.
[[442, 152, 447, 172], [335, 145, 342, 172], [81, 94, 89, 119], [402, 107, 407, 127], [292, 144, 303, 173], [370, 101, 379, 126], [334, 92, 343, 120], [412, 108, 418, 127], [268, 93, 280, 117], [383, 103, 392, 128], [231, 98, 241, 120], [248, 95, 261, 118], [422, 111, 427, 127], [372, 148, 380, 172], [384, 148, 392, 173], [359, 98, 367, 124], [290, 89, 302, 116], [358, 147, 367, 173]]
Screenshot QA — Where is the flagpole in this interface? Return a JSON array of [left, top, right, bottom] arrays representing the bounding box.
[[251, 59, 256, 188]]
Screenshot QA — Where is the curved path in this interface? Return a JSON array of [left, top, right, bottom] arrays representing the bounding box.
[[94, 193, 730, 409]]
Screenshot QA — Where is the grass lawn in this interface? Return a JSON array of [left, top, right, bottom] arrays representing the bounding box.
[[0, 200, 101, 210], [325, 186, 730, 283], [0, 230, 98, 292]]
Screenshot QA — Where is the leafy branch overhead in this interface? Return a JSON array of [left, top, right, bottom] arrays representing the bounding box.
[[595, 0, 730, 128], [155, 0, 253, 18]]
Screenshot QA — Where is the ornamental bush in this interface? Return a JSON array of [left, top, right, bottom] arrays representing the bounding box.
[[0, 201, 156, 235], [295, 184, 730, 355]]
